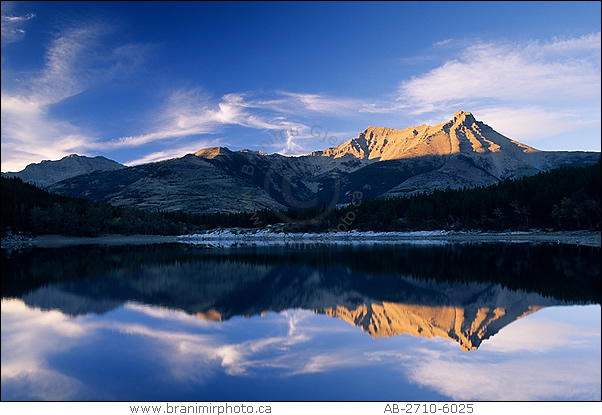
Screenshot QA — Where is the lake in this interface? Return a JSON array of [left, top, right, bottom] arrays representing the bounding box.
[[1, 241, 600, 401]]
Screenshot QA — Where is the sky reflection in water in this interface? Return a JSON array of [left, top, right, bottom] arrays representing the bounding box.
[[1, 243, 600, 401], [2, 299, 600, 401]]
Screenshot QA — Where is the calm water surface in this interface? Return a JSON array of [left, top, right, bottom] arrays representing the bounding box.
[[1, 241, 600, 401]]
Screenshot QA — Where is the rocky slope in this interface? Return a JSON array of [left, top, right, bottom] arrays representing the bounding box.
[[49, 153, 287, 214]]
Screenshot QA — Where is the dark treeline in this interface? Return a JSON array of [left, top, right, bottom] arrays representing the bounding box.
[[2, 158, 600, 237], [3, 242, 600, 305], [1, 177, 203, 236], [340, 158, 602, 232]]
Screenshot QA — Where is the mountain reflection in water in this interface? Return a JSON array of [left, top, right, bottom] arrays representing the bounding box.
[[3, 242, 599, 352]]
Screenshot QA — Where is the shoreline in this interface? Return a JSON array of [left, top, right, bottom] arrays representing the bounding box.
[[2, 229, 600, 250], [176, 229, 602, 247]]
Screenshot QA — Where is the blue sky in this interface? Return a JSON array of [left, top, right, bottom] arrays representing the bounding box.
[[1, 1, 600, 172]]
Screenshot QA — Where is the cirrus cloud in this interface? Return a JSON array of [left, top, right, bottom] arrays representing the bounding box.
[[398, 33, 601, 112], [394, 33, 601, 149]]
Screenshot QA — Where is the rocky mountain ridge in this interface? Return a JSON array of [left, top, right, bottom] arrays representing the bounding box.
[[6, 111, 600, 214], [314, 111, 537, 162], [2, 154, 125, 188]]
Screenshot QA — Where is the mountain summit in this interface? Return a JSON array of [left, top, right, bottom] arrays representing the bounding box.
[[315, 110, 537, 163]]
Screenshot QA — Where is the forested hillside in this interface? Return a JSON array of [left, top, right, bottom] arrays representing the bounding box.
[[340, 157, 601, 232], [197, 158, 601, 232], [1, 177, 198, 236], [2, 158, 600, 237]]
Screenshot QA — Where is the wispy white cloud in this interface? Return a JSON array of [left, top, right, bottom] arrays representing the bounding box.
[[402, 314, 601, 401], [0, 299, 92, 400], [475, 106, 601, 144], [1, 19, 105, 171], [0, 2, 35, 46], [106, 90, 300, 150], [102, 307, 314, 378], [31, 26, 102, 104], [406, 352, 600, 401], [1, 92, 99, 171], [398, 33, 601, 111], [1, 20, 153, 172], [395, 33, 601, 146], [433, 38, 454, 47], [105, 89, 364, 160], [231, 92, 366, 155], [122, 139, 223, 166], [123, 301, 220, 327], [479, 311, 601, 353], [273, 91, 364, 116]]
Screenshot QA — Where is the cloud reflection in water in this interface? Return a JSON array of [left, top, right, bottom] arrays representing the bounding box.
[[2, 299, 599, 401]]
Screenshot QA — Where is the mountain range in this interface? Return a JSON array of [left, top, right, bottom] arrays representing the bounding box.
[[3, 111, 600, 215]]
